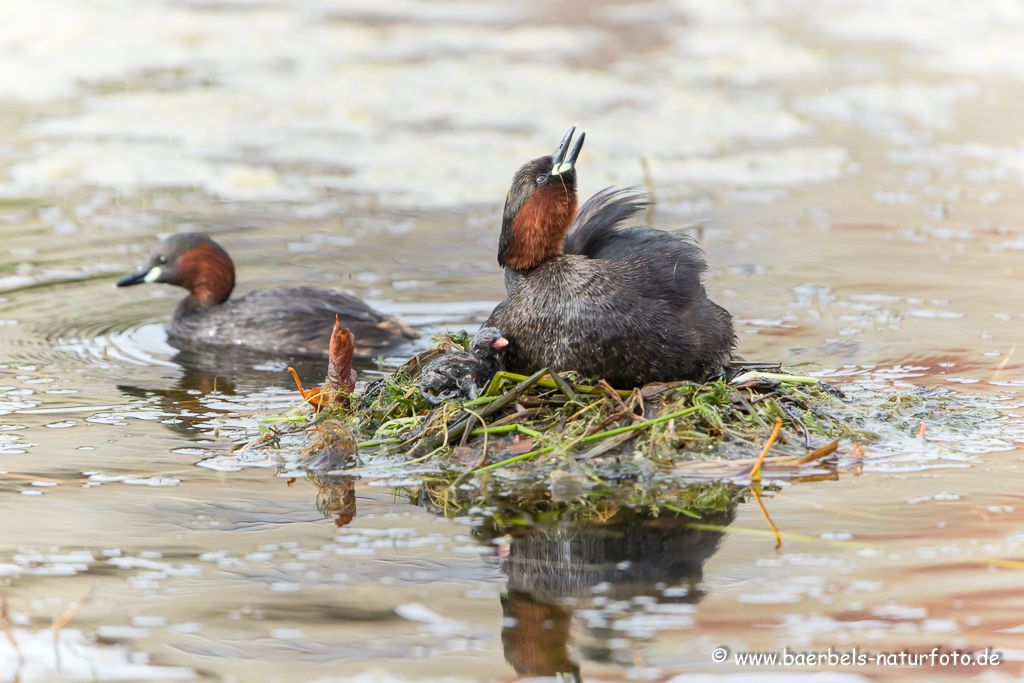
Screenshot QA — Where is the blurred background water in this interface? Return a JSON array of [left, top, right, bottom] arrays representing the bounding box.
[[2, 1, 1024, 681]]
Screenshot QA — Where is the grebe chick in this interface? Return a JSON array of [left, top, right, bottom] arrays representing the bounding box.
[[485, 127, 735, 388], [117, 233, 415, 359], [420, 327, 508, 404]]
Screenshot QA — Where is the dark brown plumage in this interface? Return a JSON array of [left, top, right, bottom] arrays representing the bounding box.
[[419, 327, 508, 404], [117, 233, 415, 359], [485, 127, 736, 389]]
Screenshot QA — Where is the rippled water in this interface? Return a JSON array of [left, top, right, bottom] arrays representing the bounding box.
[[3, 1, 1024, 681]]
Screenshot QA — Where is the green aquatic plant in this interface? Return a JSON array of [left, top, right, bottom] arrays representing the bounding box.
[[263, 333, 860, 484], [249, 331, 1003, 516]]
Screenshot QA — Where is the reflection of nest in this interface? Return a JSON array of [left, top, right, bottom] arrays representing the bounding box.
[[308, 474, 356, 527], [410, 485, 738, 681], [414, 481, 740, 603], [500, 509, 734, 604]]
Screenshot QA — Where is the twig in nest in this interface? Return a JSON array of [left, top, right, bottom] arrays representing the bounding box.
[[568, 398, 604, 422], [600, 380, 644, 423], [459, 410, 478, 447], [586, 408, 630, 436], [749, 391, 780, 405], [577, 431, 638, 461], [629, 387, 645, 417], [796, 440, 839, 465], [580, 406, 700, 444], [786, 408, 811, 449], [546, 371, 581, 405], [464, 408, 489, 466], [751, 416, 783, 481], [731, 388, 769, 429]]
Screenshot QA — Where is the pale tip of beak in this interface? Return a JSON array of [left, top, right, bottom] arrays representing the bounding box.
[[493, 337, 509, 349], [143, 266, 162, 283]]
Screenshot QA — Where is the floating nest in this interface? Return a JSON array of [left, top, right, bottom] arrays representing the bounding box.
[[232, 329, 1012, 537], [247, 331, 898, 515]]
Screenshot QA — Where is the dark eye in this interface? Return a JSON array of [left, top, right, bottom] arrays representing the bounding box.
[[536, 174, 548, 185], [157, 255, 168, 264]]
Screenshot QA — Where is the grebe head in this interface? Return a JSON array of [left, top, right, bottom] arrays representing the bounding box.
[[498, 126, 586, 271], [470, 327, 509, 359], [117, 233, 235, 306]]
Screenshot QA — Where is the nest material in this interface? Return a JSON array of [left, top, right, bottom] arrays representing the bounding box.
[[250, 331, 1008, 520], [284, 330, 875, 499]]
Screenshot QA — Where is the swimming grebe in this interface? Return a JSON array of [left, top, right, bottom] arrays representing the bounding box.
[[420, 327, 508, 404], [485, 127, 735, 388], [117, 233, 415, 359]]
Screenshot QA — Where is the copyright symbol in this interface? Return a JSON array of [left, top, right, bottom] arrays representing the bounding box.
[[712, 646, 729, 663]]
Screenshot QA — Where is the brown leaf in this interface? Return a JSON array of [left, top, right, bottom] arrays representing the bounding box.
[[507, 438, 534, 455], [325, 319, 356, 403]]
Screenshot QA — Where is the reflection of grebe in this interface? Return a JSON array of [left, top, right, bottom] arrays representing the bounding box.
[[491, 508, 734, 677], [411, 483, 739, 680], [492, 509, 734, 603], [117, 233, 415, 359]]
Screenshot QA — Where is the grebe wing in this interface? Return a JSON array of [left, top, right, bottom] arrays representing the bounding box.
[[563, 187, 649, 257], [564, 189, 707, 309]]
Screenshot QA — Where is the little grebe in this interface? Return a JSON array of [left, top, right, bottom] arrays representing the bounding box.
[[420, 327, 508, 404], [117, 233, 415, 358], [485, 127, 735, 388]]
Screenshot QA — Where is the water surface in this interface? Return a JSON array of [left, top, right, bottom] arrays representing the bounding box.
[[2, 1, 1024, 681]]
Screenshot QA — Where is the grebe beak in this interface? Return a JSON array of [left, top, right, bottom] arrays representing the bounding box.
[[551, 126, 585, 177], [492, 336, 509, 349], [117, 265, 162, 287], [551, 125, 576, 168]]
